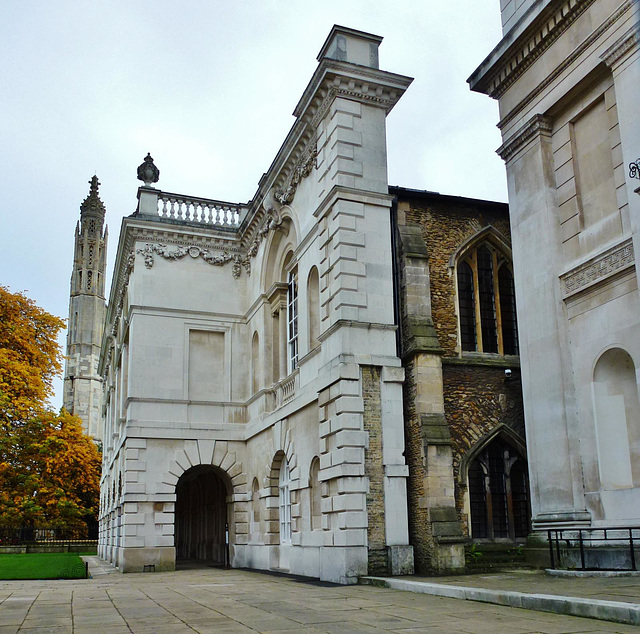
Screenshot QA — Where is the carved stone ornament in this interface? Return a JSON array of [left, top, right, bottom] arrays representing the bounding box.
[[245, 192, 286, 261], [137, 243, 250, 278], [137, 153, 160, 186], [561, 238, 635, 297], [274, 143, 317, 205]]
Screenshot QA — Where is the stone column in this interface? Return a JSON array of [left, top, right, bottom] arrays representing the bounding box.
[[498, 114, 589, 529]]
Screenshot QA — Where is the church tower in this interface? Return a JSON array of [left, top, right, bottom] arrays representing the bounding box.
[[63, 176, 108, 440]]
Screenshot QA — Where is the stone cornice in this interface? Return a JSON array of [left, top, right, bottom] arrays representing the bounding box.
[[470, 0, 598, 99], [496, 1, 634, 130], [497, 113, 553, 162], [600, 21, 640, 68]]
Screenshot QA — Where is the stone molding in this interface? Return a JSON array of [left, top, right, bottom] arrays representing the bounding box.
[[497, 1, 634, 130], [600, 22, 640, 68], [560, 237, 635, 298], [478, 0, 598, 99], [497, 114, 553, 163]]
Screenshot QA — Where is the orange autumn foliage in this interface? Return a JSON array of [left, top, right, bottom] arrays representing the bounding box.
[[0, 286, 101, 528]]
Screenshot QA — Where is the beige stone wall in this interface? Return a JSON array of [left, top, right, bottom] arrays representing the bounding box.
[[361, 366, 386, 573], [396, 191, 525, 555]]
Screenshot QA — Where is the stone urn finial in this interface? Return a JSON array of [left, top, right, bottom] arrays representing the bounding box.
[[137, 153, 160, 186]]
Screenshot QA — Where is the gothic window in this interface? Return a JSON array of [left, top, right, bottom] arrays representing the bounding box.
[[279, 458, 292, 543], [457, 243, 518, 355], [287, 270, 298, 373], [469, 437, 529, 540]]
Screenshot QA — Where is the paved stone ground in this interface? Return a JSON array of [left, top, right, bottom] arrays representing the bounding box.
[[0, 558, 638, 633], [408, 570, 640, 605]]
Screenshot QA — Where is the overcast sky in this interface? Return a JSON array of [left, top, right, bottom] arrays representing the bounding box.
[[1, 1, 506, 408]]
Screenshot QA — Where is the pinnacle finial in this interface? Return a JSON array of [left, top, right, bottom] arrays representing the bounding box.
[[81, 174, 105, 216], [89, 175, 100, 196], [137, 153, 160, 186]]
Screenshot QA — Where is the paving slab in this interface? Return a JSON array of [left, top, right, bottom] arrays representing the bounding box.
[[363, 570, 640, 627], [0, 558, 637, 632]]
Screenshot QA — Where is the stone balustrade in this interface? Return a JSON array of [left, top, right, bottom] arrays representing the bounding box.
[[157, 191, 243, 227]]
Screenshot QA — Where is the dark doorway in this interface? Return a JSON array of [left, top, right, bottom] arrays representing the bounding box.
[[175, 465, 229, 565], [469, 437, 530, 540]]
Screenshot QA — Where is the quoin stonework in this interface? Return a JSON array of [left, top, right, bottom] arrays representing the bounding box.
[[64, 24, 535, 581]]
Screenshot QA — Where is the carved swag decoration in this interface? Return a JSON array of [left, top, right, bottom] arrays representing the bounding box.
[[137, 243, 251, 278]]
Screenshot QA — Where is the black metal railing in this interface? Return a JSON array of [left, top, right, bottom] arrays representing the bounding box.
[[0, 524, 98, 546], [548, 527, 640, 571]]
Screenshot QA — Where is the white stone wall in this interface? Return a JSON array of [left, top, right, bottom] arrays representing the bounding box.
[[470, 0, 640, 531], [98, 26, 414, 581]]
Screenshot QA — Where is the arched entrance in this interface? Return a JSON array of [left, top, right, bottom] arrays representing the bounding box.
[[468, 435, 529, 540], [175, 465, 230, 565]]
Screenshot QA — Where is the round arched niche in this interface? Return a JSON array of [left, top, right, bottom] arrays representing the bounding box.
[[593, 348, 640, 489]]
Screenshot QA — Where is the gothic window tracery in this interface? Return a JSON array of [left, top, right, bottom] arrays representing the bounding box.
[[456, 242, 518, 355], [468, 437, 529, 540]]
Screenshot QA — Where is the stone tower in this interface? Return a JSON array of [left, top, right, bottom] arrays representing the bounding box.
[[63, 176, 108, 440]]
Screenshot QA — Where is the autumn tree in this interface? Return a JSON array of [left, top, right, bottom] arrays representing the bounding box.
[[0, 286, 101, 529]]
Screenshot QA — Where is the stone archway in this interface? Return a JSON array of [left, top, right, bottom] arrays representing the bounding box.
[[175, 465, 230, 565]]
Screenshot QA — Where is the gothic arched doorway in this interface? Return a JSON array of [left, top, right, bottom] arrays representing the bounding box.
[[468, 436, 529, 540], [175, 465, 230, 565]]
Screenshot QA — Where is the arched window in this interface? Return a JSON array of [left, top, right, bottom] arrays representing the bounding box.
[[309, 457, 321, 530], [457, 242, 518, 355], [279, 459, 292, 543], [593, 348, 640, 488], [307, 267, 320, 350], [468, 436, 529, 540]]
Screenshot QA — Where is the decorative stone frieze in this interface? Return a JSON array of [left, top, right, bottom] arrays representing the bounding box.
[[136, 242, 250, 278], [497, 114, 553, 163], [560, 237, 635, 297], [274, 138, 318, 205]]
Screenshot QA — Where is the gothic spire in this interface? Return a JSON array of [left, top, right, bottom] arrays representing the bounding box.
[[80, 175, 106, 221]]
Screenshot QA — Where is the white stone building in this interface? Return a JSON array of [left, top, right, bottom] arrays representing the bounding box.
[[469, 0, 640, 541], [97, 26, 415, 582]]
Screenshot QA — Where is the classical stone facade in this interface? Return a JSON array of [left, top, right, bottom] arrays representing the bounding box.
[[63, 176, 108, 441], [97, 26, 415, 582], [392, 188, 526, 574], [469, 0, 640, 539]]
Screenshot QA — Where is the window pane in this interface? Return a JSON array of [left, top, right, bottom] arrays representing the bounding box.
[[488, 444, 509, 538], [469, 461, 488, 538], [498, 266, 519, 355], [457, 261, 476, 351], [477, 247, 498, 353], [287, 272, 298, 372]]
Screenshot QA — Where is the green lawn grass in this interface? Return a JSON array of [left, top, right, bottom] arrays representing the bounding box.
[[0, 553, 88, 580]]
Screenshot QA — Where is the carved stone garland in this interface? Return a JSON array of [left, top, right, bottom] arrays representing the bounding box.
[[137, 243, 251, 278]]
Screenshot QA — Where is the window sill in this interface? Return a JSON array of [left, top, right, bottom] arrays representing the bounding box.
[[443, 353, 520, 368]]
